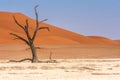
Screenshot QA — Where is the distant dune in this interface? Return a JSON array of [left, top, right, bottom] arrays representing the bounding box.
[[88, 36, 118, 45], [114, 40, 120, 45], [0, 12, 119, 45], [0, 12, 120, 59]]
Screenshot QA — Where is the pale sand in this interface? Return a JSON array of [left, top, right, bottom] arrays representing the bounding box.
[[0, 59, 120, 80], [0, 44, 120, 80]]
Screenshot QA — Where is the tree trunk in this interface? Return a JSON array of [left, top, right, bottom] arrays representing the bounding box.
[[30, 44, 39, 63]]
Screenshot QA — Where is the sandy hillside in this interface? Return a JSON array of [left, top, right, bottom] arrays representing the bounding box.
[[88, 36, 118, 45], [0, 12, 119, 45], [114, 40, 120, 45], [0, 12, 120, 60]]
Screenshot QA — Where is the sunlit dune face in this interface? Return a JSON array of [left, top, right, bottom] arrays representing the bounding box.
[[0, 12, 119, 45], [114, 40, 120, 45], [0, 12, 120, 60]]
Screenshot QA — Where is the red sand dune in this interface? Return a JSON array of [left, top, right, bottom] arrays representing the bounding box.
[[0, 12, 120, 59], [0, 12, 119, 45], [114, 40, 120, 45]]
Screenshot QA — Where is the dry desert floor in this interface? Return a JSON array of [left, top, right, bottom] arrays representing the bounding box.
[[0, 59, 120, 80], [0, 44, 120, 59], [0, 44, 120, 80]]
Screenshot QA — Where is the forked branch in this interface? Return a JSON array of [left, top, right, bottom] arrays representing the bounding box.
[[10, 33, 29, 45], [13, 16, 25, 30], [24, 20, 32, 44], [39, 19, 48, 23], [32, 6, 49, 42], [34, 5, 39, 28]]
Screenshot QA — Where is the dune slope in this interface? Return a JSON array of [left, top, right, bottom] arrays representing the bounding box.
[[114, 40, 120, 45], [0, 12, 120, 59], [0, 12, 118, 45], [88, 36, 118, 45]]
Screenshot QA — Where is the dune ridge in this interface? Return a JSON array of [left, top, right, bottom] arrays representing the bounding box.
[[0, 12, 119, 45], [0, 12, 120, 59]]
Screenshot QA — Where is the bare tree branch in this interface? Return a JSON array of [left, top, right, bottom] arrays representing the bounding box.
[[13, 16, 32, 43], [9, 58, 32, 62], [34, 5, 39, 28], [24, 19, 32, 44], [13, 16, 25, 30], [32, 5, 39, 42], [10, 33, 29, 45], [25, 19, 29, 27], [39, 19, 48, 23], [32, 29, 37, 42], [32, 6, 49, 42]]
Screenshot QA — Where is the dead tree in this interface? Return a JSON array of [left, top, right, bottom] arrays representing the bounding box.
[[49, 51, 52, 60], [10, 5, 50, 63]]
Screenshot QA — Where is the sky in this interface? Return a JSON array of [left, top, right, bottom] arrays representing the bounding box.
[[0, 0, 120, 40]]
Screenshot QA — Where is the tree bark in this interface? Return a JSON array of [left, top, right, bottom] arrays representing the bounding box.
[[30, 44, 39, 63]]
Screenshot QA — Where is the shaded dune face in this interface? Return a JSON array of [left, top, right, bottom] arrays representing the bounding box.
[[0, 12, 119, 45]]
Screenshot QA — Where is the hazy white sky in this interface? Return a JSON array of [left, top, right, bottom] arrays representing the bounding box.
[[0, 0, 120, 39]]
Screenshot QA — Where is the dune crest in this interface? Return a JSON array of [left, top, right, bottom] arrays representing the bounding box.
[[0, 12, 120, 59], [0, 12, 119, 45]]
